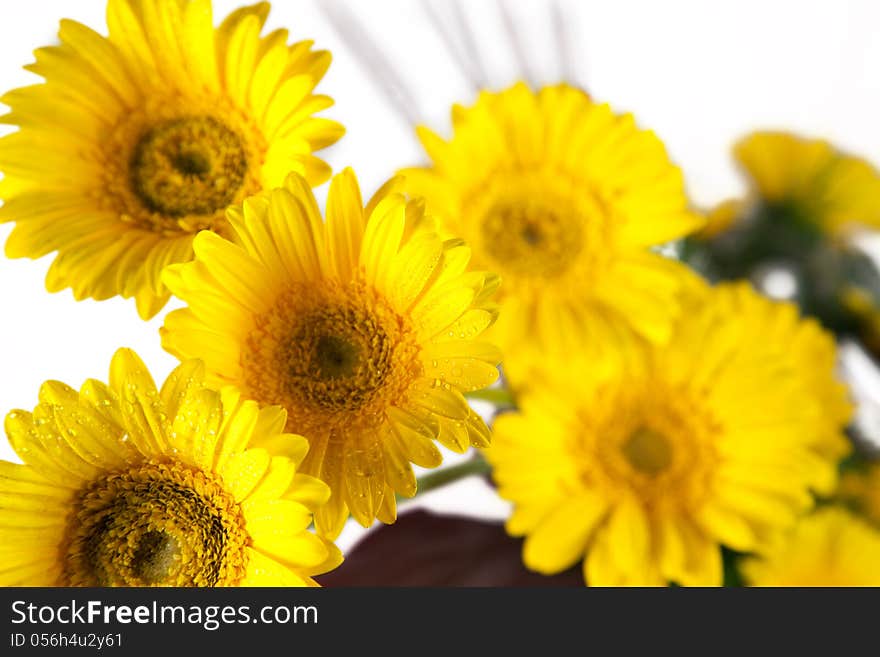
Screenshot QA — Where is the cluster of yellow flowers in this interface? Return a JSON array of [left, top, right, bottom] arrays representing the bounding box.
[[1, 0, 879, 587]]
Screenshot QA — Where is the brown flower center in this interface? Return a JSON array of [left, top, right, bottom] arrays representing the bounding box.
[[622, 427, 674, 477], [60, 460, 249, 587], [243, 280, 423, 436], [480, 198, 584, 278], [131, 116, 247, 218], [285, 304, 395, 412]]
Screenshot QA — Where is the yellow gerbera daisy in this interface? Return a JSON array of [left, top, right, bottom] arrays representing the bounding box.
[[741, 507, 880, 586], [0, 348, 340, 587], [0, 0, 343, 319], [710, 131, 880, 238], [485, 281, 848, 586], [160, 169, 501, 538], [398, 82, 704, 383]]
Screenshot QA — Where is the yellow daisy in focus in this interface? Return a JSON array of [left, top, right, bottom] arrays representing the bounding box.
[[161, 169, 501, 538], [0, 0, 343, 319], [399, 82, 704, 382], [709, 131, 880, 239], [0, 349, 340, 586], [741, 507, 880, 586], [486, 281, 849, 586]]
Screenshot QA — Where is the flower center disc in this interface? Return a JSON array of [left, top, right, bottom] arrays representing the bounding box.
[[315, 334, 364, 380], [131, 116, 247, 217], [576, 387, 722, 510], [622, 427, 673, 477], [61, 461, 249, 587], [480, 199, 584, 278], [285, 304, 395, 412], [243, 281, 423, 435]]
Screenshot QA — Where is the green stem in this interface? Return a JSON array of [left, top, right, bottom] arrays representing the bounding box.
[[400, 457, 493, 502], [465, 388, 516, 407]]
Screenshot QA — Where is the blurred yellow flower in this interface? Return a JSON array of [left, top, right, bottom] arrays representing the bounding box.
[[161, 170, 500, 538], [837, 463, 880, 528], [741, 507, 880, 586], [711, 131, 880, 238], [738, 283, 852, 469], [486, 281, 849, 586], [699, 199, 745, 240], [0, 348, 339, 586], [399, 82, 703, 384], [0, 0, 343, 319]]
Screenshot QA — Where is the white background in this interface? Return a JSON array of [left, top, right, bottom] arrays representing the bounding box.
[[1, 0, 879, 549]]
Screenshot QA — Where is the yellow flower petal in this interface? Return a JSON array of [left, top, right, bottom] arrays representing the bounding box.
[[221, 448, 272, 503], [240, 548, 316, 587], [523, 494, 607, 574]]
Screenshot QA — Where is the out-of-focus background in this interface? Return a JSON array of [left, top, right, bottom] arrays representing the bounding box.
[[1, 0, 879, 549]]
